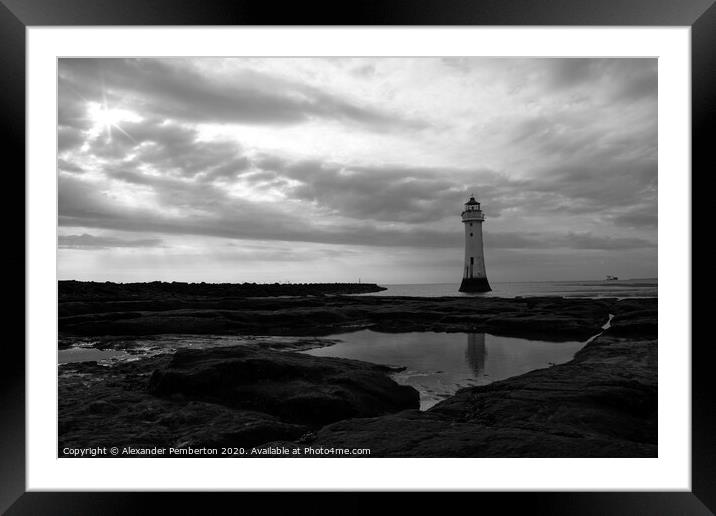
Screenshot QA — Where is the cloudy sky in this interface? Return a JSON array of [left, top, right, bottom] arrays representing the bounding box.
[[57, 57, 657, 284]]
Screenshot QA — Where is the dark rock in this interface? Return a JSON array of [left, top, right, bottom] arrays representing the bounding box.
[[148, 346, 420, 425], [58, 296, 657, 457], [59, 292, 614, 341], [291, 332, 657, 457], [58, 356, 309, 452], [86, 400, 116, 414], [608, 298, 657, 337]]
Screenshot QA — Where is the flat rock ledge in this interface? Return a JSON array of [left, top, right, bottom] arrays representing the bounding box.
[[59, 295, 623, 341], [271, 333, 657, 457], [58, 297, 656, 457], [58, 345, 419, 454]]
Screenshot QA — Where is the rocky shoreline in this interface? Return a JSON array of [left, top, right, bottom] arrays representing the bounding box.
[[58, 292, 656, 458], [59, 293, 628, 341], [282, 333, 656, 457]]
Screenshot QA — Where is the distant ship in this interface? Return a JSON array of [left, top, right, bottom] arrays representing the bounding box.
[[605, 275, 619, 281]]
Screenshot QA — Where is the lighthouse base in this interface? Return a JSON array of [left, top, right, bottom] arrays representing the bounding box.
[[459, 277, 492, 293]]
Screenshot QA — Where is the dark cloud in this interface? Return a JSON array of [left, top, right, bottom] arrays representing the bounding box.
[[351, 64, 376, 78], [202, 157, 252, 181], [57, 112, 655, 251], [555, 232, 655, 250], [439, 57, 472, 74], [56, 57, 657, 271], [58, 158, 85, 174], [527, 158, 657, 215], [488, 231, 654, 250], [544, 59, 600, 90], [77, 116, 247, 179], [59, 179, 655, 251], [59, 156, 654, 252], [542, 58, 658, 103], [254, 157, 525, 223], [59, 175, 126, 222], [508, 110, 656, 164], [58, 126, 84, 154], [255, 151, 656, 227], [610, 204, 658, 229], [260, 159, 465, 223], [58, 58, 425, 130], [59, 233, 163, 249], [61, 115, 253, 186], [58, 176, 458, 249], [58, 120, 656, 252], [500, 106, 656, 218]]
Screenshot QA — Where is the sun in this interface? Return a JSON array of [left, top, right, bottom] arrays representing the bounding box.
[[90, 103, 124, 128], [86, 101, 139, 143]]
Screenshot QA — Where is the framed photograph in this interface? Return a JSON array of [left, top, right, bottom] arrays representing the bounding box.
[[5, 0, 710, 512]]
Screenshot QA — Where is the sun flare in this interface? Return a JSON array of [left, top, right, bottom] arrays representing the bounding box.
[[86, 101, 140, 142]]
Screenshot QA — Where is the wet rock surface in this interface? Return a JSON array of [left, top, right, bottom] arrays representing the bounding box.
[[58, 294, 657, 458], [288, 335, 656, 457], [270, 298, 658, 457], [59, 292, 616, 341], [58, 343, 418, 455]]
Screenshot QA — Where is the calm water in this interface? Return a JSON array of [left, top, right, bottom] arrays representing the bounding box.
[[356, 278, 657, 299], [59, 331, 590, 410], [58, 335, 337, 365], [304, 330, 585, 410], [60, 279, 626, 409]]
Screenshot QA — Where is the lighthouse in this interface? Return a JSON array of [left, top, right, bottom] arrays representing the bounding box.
[[459, 195, 491, 293]]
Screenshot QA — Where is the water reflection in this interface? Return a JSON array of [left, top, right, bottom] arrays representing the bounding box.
[[465, 333, 486, 377], [304, 330, 584, 410]]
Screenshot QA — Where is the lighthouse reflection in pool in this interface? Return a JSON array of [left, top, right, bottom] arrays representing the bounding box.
[[304, 331, 584, 410]]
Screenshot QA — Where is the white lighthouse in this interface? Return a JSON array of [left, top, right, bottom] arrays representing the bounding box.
[[459, 195, 491, 293]]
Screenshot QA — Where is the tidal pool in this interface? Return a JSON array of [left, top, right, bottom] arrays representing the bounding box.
[[57, 347, 133, 364], [303, 330, 585, 410], [58, 331, 587, 411], [57, 335, 339, 366]]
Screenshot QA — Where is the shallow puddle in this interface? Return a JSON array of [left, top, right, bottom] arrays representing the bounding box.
[[304, 330, 585, 409]]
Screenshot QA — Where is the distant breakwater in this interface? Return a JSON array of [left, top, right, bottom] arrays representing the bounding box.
[[59, 280, 387, 301]]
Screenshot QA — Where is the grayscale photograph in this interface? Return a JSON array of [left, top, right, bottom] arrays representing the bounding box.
[[57, 57, 657, 458]]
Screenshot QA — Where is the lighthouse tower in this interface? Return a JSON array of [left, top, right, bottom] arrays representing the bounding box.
[[459, 195, 491, 293]]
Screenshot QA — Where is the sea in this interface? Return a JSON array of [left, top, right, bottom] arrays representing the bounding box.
[[354, 278, 657, 299]]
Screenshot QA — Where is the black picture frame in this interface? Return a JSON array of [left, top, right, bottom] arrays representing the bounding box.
[[3, 0, 709, 513]]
